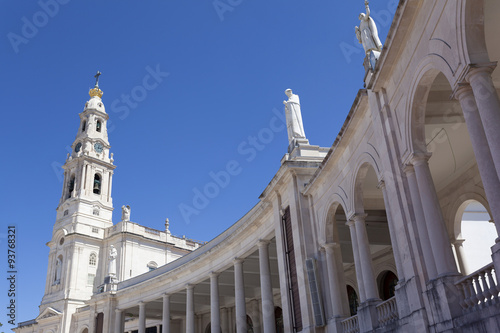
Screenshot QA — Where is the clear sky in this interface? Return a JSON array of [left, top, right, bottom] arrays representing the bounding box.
[[0, 0, 397, 326]]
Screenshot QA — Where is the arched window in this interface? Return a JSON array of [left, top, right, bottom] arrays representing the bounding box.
[[96, 120, 101, 132], [93, 174, 101, 194], [68, 175, 75, 198], [378, 271, 398, 301], [82, 120, 86, 132], [346, 285, 359, 316], [89, 253, 97, 266]]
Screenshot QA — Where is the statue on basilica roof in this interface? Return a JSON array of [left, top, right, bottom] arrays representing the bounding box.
[[283, 89, 306, 145], [355, 1, 383, 55], [121, 205, 131, 221]]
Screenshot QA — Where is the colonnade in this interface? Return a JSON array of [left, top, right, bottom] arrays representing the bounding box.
[[317, 64, 500, 323], [113, 241, 277, 333]]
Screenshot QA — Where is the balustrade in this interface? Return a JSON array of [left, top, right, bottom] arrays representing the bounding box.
[[341, 315, 360, 333], [455, 263, 499, 311], [376, 296, 398, 326]]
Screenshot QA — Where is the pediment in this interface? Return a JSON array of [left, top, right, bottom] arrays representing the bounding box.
[[36, 307, 62, 321]]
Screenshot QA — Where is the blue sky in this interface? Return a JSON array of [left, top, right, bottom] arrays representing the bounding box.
[[0, 0, 396, 326]]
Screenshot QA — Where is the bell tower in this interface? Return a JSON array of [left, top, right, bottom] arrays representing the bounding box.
[[38, 72, 116, 332], [55, 71, 115, 229]]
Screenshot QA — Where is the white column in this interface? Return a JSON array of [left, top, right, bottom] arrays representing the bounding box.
[[162, 294, 170, 333], [455, 84, 500, 236], [114, 309, 123, 333], [411, 154, 458, 276], [156, 324, 161, 333], [353, 214, 379, 300], [467, 65, 500, 180], [453, 239, 469, 275], [138, 302, 146, 333], [221, 307, 229, 333], [186, 285, 195, 333], [211, 273, 221, 333], [258, 240, 276, 333], [346, 220, 366, 302], [404, 165, 438, 280], [322, 243, 345, 317], [377, 180, 404, 278], [234, 259, 247, 333]]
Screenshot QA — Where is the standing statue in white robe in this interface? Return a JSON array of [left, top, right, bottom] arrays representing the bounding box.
[[355, 1, 383, 55], [283, 89, 306, 144], [108, 245, 117, 278]]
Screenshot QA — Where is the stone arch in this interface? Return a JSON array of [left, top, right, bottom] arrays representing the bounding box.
[[376, 270, 398, 301], [79, 326, 89, 333], [373, 262, 398, 282], [321, 198, 349, 245], [351, 156, 382, 214], [448, 192, 491, 240], [405, 59, 456, 156]]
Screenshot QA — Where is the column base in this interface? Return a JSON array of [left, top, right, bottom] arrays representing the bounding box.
[[357, 298, 381, 332], [425, 274, 462, 332]]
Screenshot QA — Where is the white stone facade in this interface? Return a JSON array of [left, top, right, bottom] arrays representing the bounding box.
[[15, 0, 500, 332]]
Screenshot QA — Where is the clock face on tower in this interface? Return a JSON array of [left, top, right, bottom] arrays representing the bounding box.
[[94, 142, 104, 153], [75, 142, 82, 153]]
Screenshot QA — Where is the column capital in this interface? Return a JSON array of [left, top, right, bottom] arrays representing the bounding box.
[[453, 238, 466, 246], [348, 213, 368, 223], [376, 179, 386, 190], [186, 284, 194, 290], [233, 257, 244, 265], [466, 62, 497, 82], [452, 82, 474, 100], [403, 163, 415, 176], [257, 239, 271, 247], [410, 152, 432, 166], [321, 242, 340, 253], [115, 308, 123, 313], [163, 293, 170, 299], [210, 271, 220, 278]]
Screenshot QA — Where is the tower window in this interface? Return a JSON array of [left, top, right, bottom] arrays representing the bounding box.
[[68, 175, 75, 198], [82, 120, 86, 132], [89, 252, 97, 266], [87, 273, 95, 286], [96, 120, 101, 132], [93, 174, 101, 194]]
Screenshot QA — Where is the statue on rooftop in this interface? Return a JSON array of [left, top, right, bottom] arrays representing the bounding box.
[[121, 205, 131, 221], [108, 245, 117, 278], [283, 89, 306, 144], [355, 1, 383, 55]]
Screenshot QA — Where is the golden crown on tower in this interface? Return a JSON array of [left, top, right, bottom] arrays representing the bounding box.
[[89, 71, 103, 98], [89, 87, 103, 98]]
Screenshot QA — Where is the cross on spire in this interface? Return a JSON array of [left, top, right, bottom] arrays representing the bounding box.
[[94, 71, 102, 88]]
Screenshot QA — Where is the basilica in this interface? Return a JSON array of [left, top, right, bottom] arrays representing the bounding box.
[[15, 0, 500, 332]]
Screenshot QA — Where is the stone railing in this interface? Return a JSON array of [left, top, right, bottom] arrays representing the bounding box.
[[455, 262, 499, 311], [376, 296, 398, 326], [341, 314, 360, 333], [144, 227, 160, 235]]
